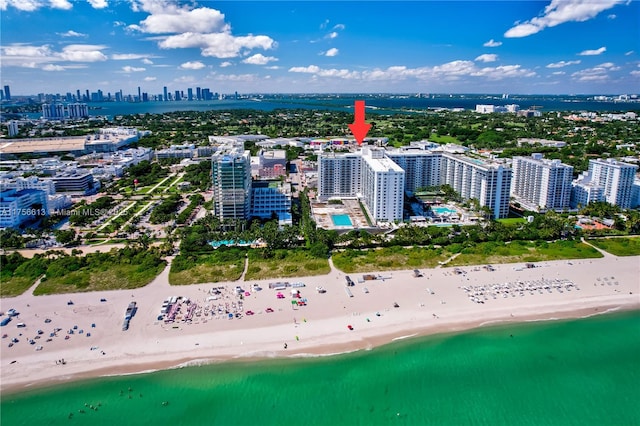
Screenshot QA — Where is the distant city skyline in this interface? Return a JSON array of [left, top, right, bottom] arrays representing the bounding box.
[[1, 1, 639, 95]]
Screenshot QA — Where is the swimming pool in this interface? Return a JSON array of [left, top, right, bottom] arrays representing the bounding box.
[[209, 240, 254, 248], [432, 206, 457, 215], [331, 214, 353, 226]]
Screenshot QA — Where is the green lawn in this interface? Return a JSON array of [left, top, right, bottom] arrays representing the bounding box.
[[332, 246, 450, 273], [34, 263, 166, 295], [169, 250, 246, 285], [1, 254, 48, 297], [587, 237, 640, 256], [448, 240, 603, 267], [244, 249, 330, 280], [428, 133, 460, 144], [497, 218, 526, 225]]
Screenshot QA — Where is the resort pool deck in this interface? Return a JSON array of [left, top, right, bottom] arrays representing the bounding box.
[[432, 206, 458, 215], [331, 214, 353, 227]]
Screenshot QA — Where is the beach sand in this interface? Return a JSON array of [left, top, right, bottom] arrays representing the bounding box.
[[1, 252, 638, 393]]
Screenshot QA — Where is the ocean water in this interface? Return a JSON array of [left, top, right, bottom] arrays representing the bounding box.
[[2, 310, 639, 425]]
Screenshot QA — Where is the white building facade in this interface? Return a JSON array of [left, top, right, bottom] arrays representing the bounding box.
[[511, 154, 573, 211]]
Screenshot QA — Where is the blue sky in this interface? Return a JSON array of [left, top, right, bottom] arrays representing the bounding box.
[[1, 0, 638, 96]]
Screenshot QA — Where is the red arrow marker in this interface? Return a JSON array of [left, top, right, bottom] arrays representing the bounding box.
[[348, 100, 371, 146]]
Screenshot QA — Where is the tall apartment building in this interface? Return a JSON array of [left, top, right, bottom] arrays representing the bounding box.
[[67, 103, 89, 119], [319, 147, 512, 220], [318, 148, 404, 223], [42, 103, 65, 120], [511, 154, 573, 211], [440, 154, 512, 219], [318, 152, 362, 199], [587, 159, 638, 208], [572, 159, 638, 209], [211, 142, 252, 220], [359, 148, 405, 223], [0, 188, 49, 229], [386, 150, 441, 194]]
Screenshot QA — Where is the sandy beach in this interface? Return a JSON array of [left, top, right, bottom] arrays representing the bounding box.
[[1, 252, 638, 394]]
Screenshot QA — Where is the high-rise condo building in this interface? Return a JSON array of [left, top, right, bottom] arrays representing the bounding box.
[[360, 148, 405, 223], [211, 142, 252, 220], [3, 85, 11, 101], [511, 154, 573, 211], [318, 147, 405, 223], [439, 153, 512, 219], [319, 146, 512, 220], [42, 103, 65, 120], [163, 86, 168, 102], [572, 159, 638, 209]]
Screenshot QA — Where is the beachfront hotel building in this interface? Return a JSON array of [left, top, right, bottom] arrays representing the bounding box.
[[571, 159, 638, 209], [211, 141, 252, 220], [511, 154, 573, 212], [360, 148, 405, 223], [439, 154, 512, 219], [319, 146, 511, 221], [0, 188, 49, 229], [250, 181, 292, 226], [318, 147, 404, 223]]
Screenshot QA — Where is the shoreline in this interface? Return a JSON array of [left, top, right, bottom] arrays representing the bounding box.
[[4, 303, 638, 396], [2, 255, 639, 395]]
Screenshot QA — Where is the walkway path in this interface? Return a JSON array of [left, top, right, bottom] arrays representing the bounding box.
[[581, 237, 614, 258]]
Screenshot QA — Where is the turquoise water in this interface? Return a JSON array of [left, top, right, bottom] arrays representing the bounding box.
[[432, 206, 457, 215], [209, 240, 253, 248], [331, 214, 353, 226], [2, 311, 639, 425]]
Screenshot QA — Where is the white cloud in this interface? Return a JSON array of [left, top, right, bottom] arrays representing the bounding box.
[[607, 14, 616, 19], [483, 39, 502, 47], [0, 0, 42, 11], [174, 75, 195, 83], [579, 46, 606, 56], [551, 71, 566, 75], [129, 2, 275, 59], [220, 61, 233, 67], [87, 0, 107, 8], [0, 0, 77, 10], [59, 44, 108, 62], [625, 51, 634, 56], [211, 73, 258, 82], [475, 54, 497, 63], [111, 53, 151, 60], [630, 70, 640, 77], [546, 60, 581, 68], [158, 32, 275, 58], [505, 0, 625, 38], [59, 30, 86, 37], [144, 76, 156, 81], [122, 66, 146, 72], [42, 64, 66, 71], [571, 63, 618, 82], [324, 48, 339, 57], [289, 60, 536, 82], [133, 7, 228, 34], [179, 60, 205, 70], [242, 53, 278, 65], [333, 24, 345, 31], [2, 43, 109, 66], [50, 0, 72, 9], [142, 58, 153, 64], [319, 19, 329, 29], [326, 32, 338, 39], [265, 65, 280, 70]]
